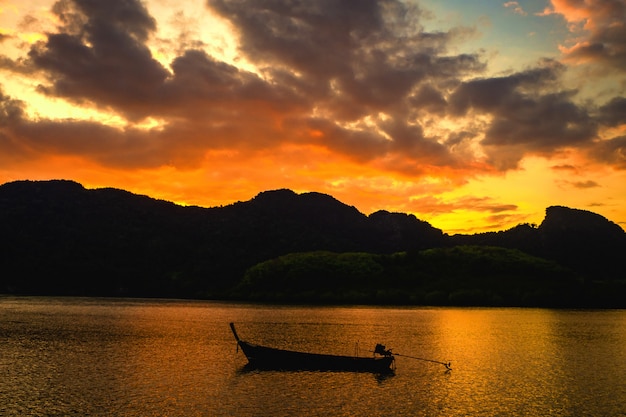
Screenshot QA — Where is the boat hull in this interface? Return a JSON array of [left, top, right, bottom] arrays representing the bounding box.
[[237, 340, 395, 373]]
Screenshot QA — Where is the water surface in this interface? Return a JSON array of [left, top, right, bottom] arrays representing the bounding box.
[[1, 297, 624, 416]]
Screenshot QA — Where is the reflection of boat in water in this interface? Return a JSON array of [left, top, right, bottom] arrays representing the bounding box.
[[229, 323, 395, 373]]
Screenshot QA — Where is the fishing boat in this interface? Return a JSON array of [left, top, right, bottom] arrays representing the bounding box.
[[229, 323, 395, 373]]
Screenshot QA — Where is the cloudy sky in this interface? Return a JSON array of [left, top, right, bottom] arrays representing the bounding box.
[[1, 0, 625, 233]]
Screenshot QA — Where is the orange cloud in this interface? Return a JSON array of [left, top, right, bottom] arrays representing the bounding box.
[[503, 1, 528, 16], [544, 0, 626, 69]]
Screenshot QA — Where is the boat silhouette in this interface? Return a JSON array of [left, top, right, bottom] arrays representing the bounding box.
[[230, 323, 395, 373]]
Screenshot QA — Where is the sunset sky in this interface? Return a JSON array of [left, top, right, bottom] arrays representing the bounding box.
[[1, 0, 625, 234]]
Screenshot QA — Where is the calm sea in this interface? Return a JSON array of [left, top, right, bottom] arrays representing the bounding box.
[[1, 297, 625, 416]]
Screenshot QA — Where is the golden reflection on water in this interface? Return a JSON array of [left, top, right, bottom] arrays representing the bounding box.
[[117, 303, 235, 416], [432, 308, 626, 416], [1, 298, 625, 416]]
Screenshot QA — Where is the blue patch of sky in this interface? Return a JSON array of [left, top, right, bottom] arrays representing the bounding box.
[[415, 0, 569, 74]]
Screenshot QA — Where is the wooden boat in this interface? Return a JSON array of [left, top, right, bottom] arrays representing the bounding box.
[[230, 323, 395, 373]]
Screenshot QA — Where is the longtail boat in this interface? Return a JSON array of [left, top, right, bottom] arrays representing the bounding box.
[[229, 323, 395, 373]]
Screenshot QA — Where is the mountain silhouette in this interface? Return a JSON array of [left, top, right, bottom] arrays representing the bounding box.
[[1, 180, 624, 305]]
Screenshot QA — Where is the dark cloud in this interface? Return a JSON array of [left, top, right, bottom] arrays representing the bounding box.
[[598, 96, 626, 127], [570, 180, 600, 189], [449, 60, 598, 168], [203, 0, 486, 169], [587, 97, 626, 169], [589, 136, 626, 169], [163, 49, 305, 117], [409, 84, 447, 114], [18, 0, 484, 170], [208, 0, 484, 118], [0, 86, 161, 167], [551, 164, 578, 171], [52, 0, 157, 42], [380, 117, 455, 166], [18, 14, 41, 31], [449, 60, 564, 115], [482, 91, 596, 148], [0, 90, 28, 164], [300, 117, 390, 162], [0, 103, 224, 170], [458, 196, 518, 214], [487, 204, 518, 213], [4, 0, 622, 178], [0, 88, 26, 126], [21, 0, 307, 133], [445, 131, 476, 147], [28, 0, 169, 119]]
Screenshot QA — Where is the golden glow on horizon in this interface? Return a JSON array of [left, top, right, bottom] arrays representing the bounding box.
[[1, 145, 625, 234]]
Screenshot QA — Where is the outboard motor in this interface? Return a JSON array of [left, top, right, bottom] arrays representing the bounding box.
[[374, 343, 393, 357]]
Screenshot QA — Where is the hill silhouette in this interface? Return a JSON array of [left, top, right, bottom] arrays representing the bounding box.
[[0, 180, 624, 306]]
